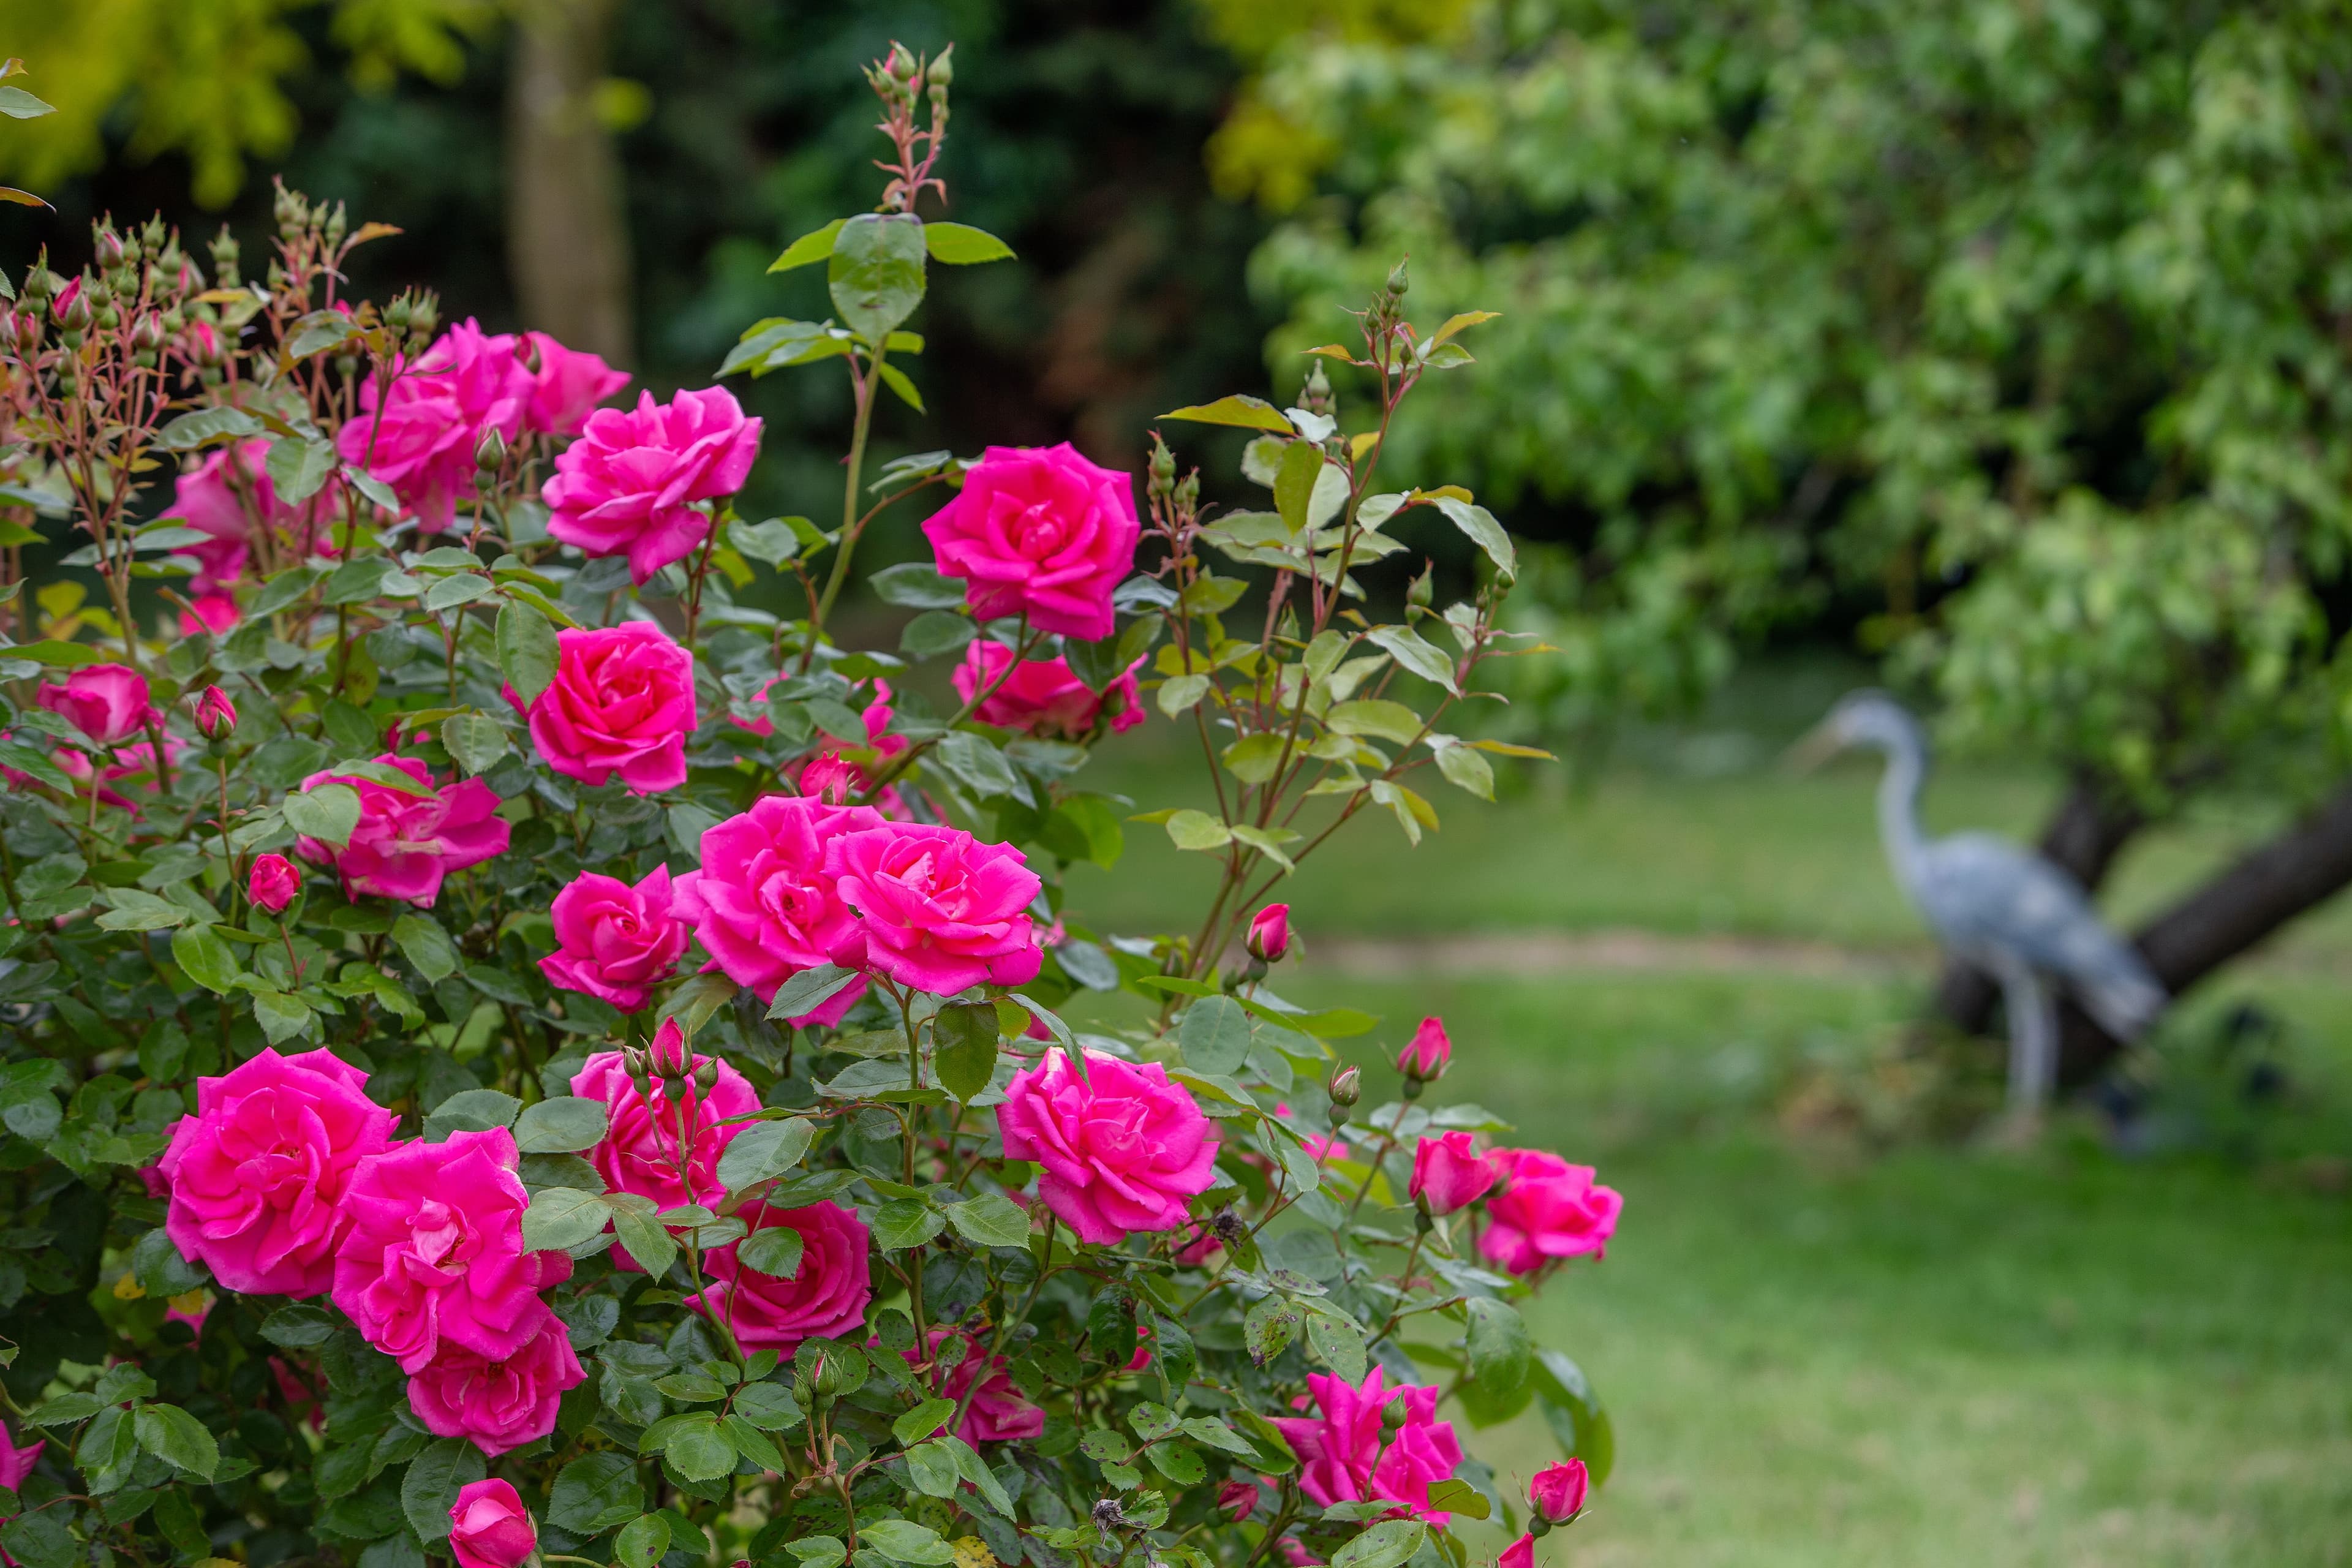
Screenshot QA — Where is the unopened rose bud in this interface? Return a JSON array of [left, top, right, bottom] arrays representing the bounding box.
[[247, 853, 301, 914], [325, 202, 347, 248], [132, 312, 164, 353], [143, 216, 167, 251], [20, 265, 50, 301], [693, 1059, 718, 1093], [1387, 258, 1410, 297], [409, 298, 439, 340], [210, 229, 240, 288], [1407, 565, 1433, 610], [888, 42, 918, 80], [94, 228, 125, 270], [1328, 1064, 1360, 1109], [55, 279, 88, 329], [193, 684, 236, 740], [385, 297, 412, 331], [1173, 472, 1198, 512], [1396, 1015, 1451, 1089], [647, 1017, 690, 1076], [1246, 902, 1291, 963], [927, 45, 954, 87], [474, 427, 507, 474], [1527, 1459, 1589, 1531], [1218, 1481, 1257, 1523]]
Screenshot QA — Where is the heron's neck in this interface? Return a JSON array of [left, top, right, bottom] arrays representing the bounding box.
[[1874, 737, 1928, 886]]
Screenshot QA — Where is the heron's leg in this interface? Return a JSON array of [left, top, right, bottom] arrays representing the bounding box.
[[1994, 957, 2056, 1113]]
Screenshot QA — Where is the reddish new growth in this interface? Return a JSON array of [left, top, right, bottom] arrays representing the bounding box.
[[865, 42, 954, 213]]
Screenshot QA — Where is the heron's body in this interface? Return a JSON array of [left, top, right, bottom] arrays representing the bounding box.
[[1816, 692, 2166, 1110]]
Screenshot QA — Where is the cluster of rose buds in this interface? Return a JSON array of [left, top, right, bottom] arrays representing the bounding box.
[[620, 1020, 718, 1102]]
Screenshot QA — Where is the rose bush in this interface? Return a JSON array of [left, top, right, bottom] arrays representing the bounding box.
[[0, 47, 1615, 1568]]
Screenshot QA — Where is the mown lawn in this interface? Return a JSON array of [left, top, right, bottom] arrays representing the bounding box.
[[1050, 679, 2352, 1566]]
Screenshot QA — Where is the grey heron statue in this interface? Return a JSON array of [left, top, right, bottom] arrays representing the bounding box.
[[1792, 690, 2167, 1115]]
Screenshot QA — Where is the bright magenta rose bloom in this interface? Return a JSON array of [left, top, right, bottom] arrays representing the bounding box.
[[520, 330, 628, 436], [543, 386, 763, 584], [570, 1035, 758, 1215], [157, 1046, 396, 1297], [1408, 1131, 1500, 1216], [410, 1321, 585, 1458], [294, 753, 510, 906], [894, 1327, 1044, 1444], [1528, 1458, 1589, 1525], [1498, 1537, 1533, 1568], [517, 622, 698, 793], [330, 1127, 571, 1373], [0, 1415, 40, 1491], [827, 822, 1043, 994], [1269, 1367, 1465, 1524], [691, 1200, 873, 1353], [443, 1478, 538, 1567], [247, 852, 301, 914], [539, 864, 688, 1011], [997, 1049, 1219, 1244], [920, 442, 1139, 640], [161, 438, 339, 594], [952, 639, 1143, 740], [1479, 1149, 1623, 1275], [337, 320, 531, 533], [39, 664, 159, 745], [671, 794, 886, 1021]]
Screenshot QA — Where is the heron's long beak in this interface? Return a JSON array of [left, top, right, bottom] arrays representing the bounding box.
[[1781, 720, 1845, 775]]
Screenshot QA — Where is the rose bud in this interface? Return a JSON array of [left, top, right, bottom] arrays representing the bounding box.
[[647, 1017, 690, 1076], [1528, 1458, 1589, 1531], [1396, 1016, 1452, 1090], [1498, 1536, 1534, 1568], [1246, 902, 1291, 963], [247, 853, 301, 914], [1218, 1480, 1259, 1523], [1409, 1131, 1502, 1217], [194, 685, 236, 741], [1327, 1064, 1361, 1108], [447, 1479, 537, 1568]]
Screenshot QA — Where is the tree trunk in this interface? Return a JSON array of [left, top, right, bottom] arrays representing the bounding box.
[[2049, 778, 2352, 1081], [506, 0, 631, 364], [1932, 772, 2146, 1033]]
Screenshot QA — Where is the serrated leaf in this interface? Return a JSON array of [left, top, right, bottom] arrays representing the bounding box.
[[1158, 394, 1295, 434], [611, 1203, 679, 1280], [737, 1226, 805, 1278], [440, 713, 509, 776], [401, 1437, 484, 1541], [514, 1095, 608, 1153], [829, 212, 927, 342], [523, 1186, 612, 1253], [1179, 996, 1251, 1076], [170, 923, 239, 994], [391, 913, 459, 983], [614, 1513, 671, 1568], [282, 782, 362, 846], [715, 1117, 815, 1191], [1330, 1521, 1425, 1568], [266, 436, 336, 503], [1158, 673, 1209, 717], [766, 963, 858, 1022], [133, 1404, 217, 1477], [871, 1198, 945, 1251], [946, 1193, 1030, 1249]]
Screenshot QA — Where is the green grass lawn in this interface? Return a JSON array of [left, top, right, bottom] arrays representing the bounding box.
[[1049, 671, 2352, 1565]]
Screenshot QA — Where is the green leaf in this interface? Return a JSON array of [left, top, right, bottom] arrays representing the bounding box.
[[440, 713, 509, 776], [170, 923, 239, 994], [785, 1539, 847, 1568], [425, 1088, 521, 1140], [946, 1193, 1030, 1249], [877, 362, 925, 413], [662, 1414, 736, 1481], [1273, 440, 1324, 537], [1465, 1297, 1532, 1399], [424, 573, 492, 612], [870, 561, 968, 609], [391, 913, 459, 982], [1221, 733, 1288, 785], [860, 1520, 956, 1566], [906, 1438, 961, 1498], [715, 1117, 815, 1191], [872, 1198, 946, 1251], [1431, 496, 1517, 582], [1157, 673, 1209, 717], [1158, 394, 1296, 434], [1164, 808, 1231, 851], [1423, 1479, 1491, 1521], [522, 1186, 611, 1254], [611, 1202, 679, 1280], [924, 222, 1016, 264], [514, 1095, 609, 1153], [0, 1512, 72, 1568], [767, 963, 858, 1022], [737, 1226, 805, 1279], [932, 1000, 1000, 1102], [249, 564, 325, 617], [1367, 625, 1460, 694], [1330, 1520, 1426, 1568], [1243, 1296, 1302, 1366], [1327, 699, 1424, 746], [401, 1438, 485, 1540], [1145, 1441, 1206, 1485], [132, 1403, 217, 1477], [1306, 1311, 1367, 1383], [769, 217, 846, 273], [0, 86, 56, 119], [266, 436, 336, 504], [1180, 996, 1252, 1076], [154, 405, 266, 451], [496, 599, 560, 707], [614, 1513, 671, 1568], [829, 212, 928, 342], [932, 730, 1027, 802], [282, 782, 363, 846], [258, 1303, 337, 1348], [900, 609, 976, 659], [251, 989, 314, 1046], [1434, 741, 1496, 801], [549, 1452, 644, 1534]]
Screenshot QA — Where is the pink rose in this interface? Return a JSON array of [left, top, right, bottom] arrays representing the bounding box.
[[248, 852, 301, 914], [53, 737, 184, 811], [1479, 1150, 1623, 1275], [0, 1416, 39, 1492], [690, 1200, 873, 1354], [520, 330, 628, 436], [540, 864, 688, 1010], [1219, 1481, 1261, 1523], [337, 320, 532, 533], [181, 595, 240, 635], [543, 386, 763, 584], [1269, 1367, 1465, 1524], [444, 1477, 539, 1567], [1528, 1458, 1589, 1525], [294, 753, 510, 906], [791, 681, 910, 814], [951, 640, 1143, 740], [157, 1046, 396, 1297], [1409, 1131, 1500, 1216], [571, 1032, 759, 1215], [515, 621, 698, 793], [671, 794, 886, 1019], [827, 823, 1043, 995], [330, 1127, 571, 1373], [412, 1323, 586, 1459], [891, 1328, 1044, 1444], [160, 439, 339, 594], [1498, 1538, 1533, 1568], [1248, 903, 1291, 963], [1398, 1016, 1451, 1082], [39, 664, 159, 745], [194, 684, 237, 741], [920, 443, 1139, 640], [997, 1050, 1219, 1245]]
